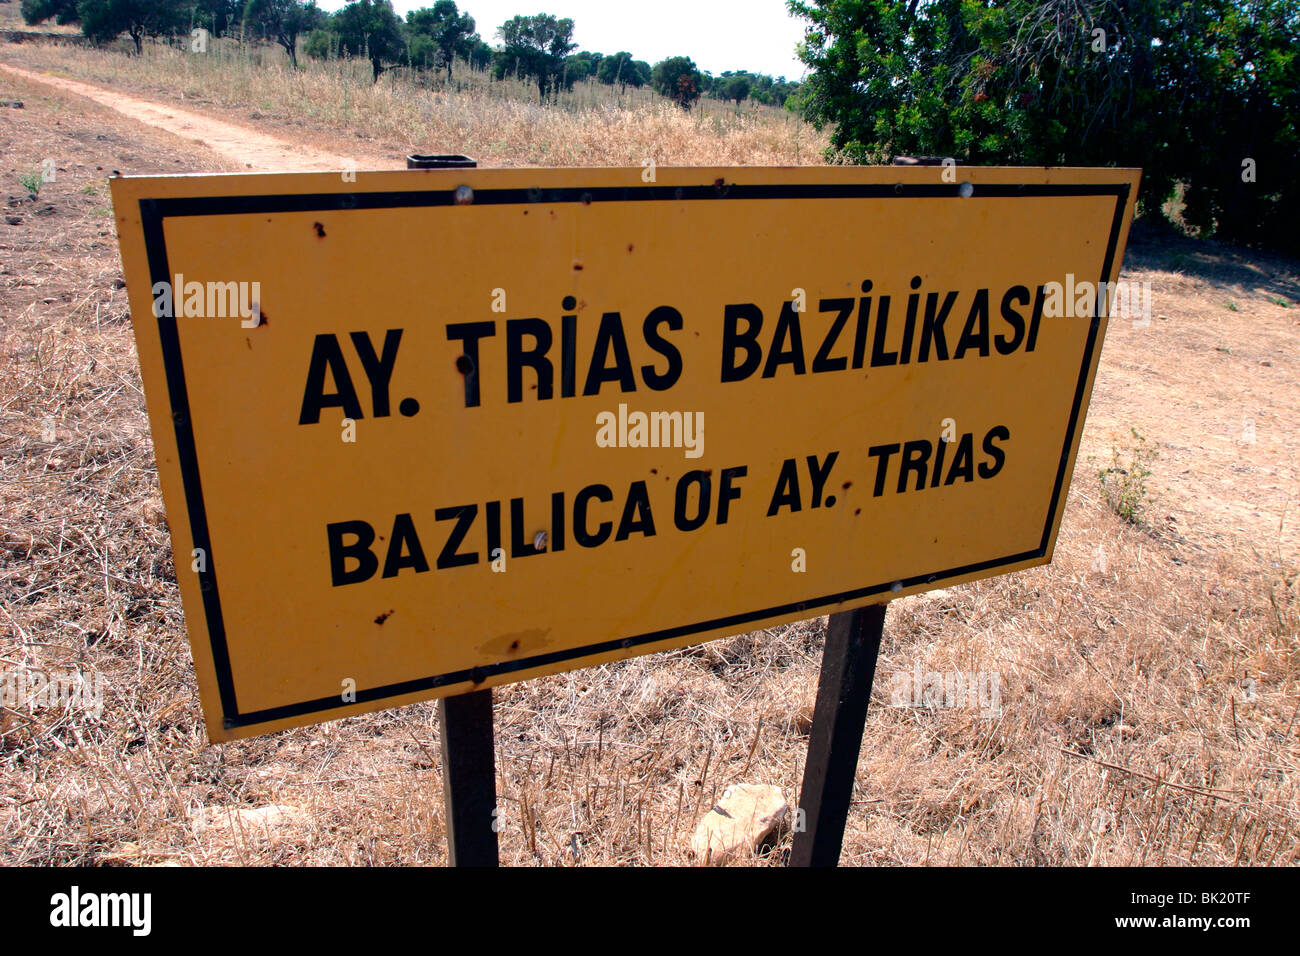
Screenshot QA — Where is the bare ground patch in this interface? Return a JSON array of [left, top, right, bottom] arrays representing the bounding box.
[[1, 63, 394, 172]]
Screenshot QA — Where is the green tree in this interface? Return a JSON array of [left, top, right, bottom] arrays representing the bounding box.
[[243, 0, 323, 67], [743, 73, 788, 106], [76, 0, 189, 54], [332, 0, 404, 82], [194, 0, 238, 36], [405, 19, 436, 69], [596, 50, 650, 92], [789, 0, 1300, 253], [405, 1, 476, 80], [651, 55, 703, 109], [766, 77, 801, 108], [302, 24, 332, 58], [628, 58, 652, 89], [596, 50, 630, 87], [560, 53, 591, 87], [21, 0, 81, 25], [717, 72, 752, 105], [465, 36, 492, 71], [493, 13, 576, 98], [564, 49, 602, 86]]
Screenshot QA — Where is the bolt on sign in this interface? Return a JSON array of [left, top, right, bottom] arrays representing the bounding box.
[[111, 166, 1139, 741]]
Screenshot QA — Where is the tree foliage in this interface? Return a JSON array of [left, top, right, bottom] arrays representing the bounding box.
[[302, 23, 332, 58], [464, 36, 492, 71], [332, 0, 404, 81], [23, 0, 232, 50], [750, 73, 800, 107], [562, 49, 602, 86], [76, 0, 187, 54], [596, 50, 651, 91], [193, 0, 238, 37], [405, 1, 477, 79], [21, 0, 82, 26], [716, 72, 752, 104], [651, 55, 703, 109], [789, 0, 1300, 252], [243, 0, 323, 67], [493, 13, 576, 98]]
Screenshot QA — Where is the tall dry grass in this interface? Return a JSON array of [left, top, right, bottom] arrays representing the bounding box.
[[2, 35, 828, 168]]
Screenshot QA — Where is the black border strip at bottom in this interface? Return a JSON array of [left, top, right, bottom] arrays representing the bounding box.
[[138, 180, 1130, 730]]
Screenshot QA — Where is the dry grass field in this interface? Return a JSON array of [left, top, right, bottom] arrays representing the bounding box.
[[0, 19, 824, 169], [1, 23, 1297, 866]]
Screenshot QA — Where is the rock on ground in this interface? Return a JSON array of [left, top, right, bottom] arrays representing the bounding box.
[[689, 784, 788, 865]]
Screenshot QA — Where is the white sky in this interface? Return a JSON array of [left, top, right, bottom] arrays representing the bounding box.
[[318, 0, 811, 80]]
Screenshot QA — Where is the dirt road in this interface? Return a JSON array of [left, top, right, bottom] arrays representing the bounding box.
[[1, 62, 397, 172]]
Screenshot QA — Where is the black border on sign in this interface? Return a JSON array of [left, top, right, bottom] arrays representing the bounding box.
[[138, 179, 1130, 730]]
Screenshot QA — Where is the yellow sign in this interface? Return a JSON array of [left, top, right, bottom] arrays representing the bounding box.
[[111, 165, 1139, 741]]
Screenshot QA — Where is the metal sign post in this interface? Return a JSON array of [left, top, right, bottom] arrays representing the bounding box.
[[790, 603, 888, 867], [407, 154, 499, 868], [437, 688, 498, 866]]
